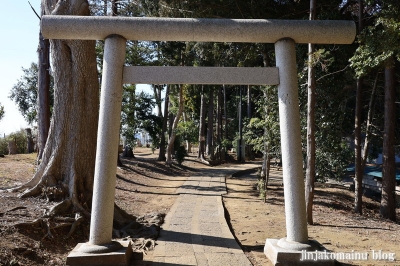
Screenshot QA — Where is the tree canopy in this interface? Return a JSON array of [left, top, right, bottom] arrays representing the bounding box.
[[9, 63, 54, 125]]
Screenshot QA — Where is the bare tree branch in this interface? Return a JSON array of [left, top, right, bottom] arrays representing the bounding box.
[[316, 65, 350, 82], [28, 1, 41, 20]]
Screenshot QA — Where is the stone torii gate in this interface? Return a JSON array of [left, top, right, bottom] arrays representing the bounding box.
[[42, 16, 355, 265]]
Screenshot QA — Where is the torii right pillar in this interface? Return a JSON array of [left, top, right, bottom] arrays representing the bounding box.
[[264, 38, 332, 265]]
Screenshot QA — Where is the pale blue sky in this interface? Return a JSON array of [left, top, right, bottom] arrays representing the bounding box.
[[0, 1, 152, 135], [0, 1, 41, 135]]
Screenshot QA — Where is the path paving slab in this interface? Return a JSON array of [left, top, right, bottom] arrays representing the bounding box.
[[152, 163, 260, 266]]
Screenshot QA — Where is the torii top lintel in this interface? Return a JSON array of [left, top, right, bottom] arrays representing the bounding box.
[[41, 15, 356, 45]]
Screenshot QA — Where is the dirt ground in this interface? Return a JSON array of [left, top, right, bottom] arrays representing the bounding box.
[[224, 168, 400, 266], [0, 148, 399, 266]]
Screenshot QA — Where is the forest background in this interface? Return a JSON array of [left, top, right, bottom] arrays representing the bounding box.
[[1, 0, 399, 227]]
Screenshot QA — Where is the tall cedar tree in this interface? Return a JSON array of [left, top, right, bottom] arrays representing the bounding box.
[[12, 0, 99, 217]]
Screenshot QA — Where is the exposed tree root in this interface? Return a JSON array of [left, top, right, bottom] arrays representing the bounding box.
[[6, 199, 162, 243], [67, 213, 84, 238], [44, 199, 72, 217], [132, 238, 155, 255], [42, 219, 53, 240], [113, 212, 164, 254], [0, 206, 27, 217], [197, 158, 211, 165], [12, 218, 54, 241]]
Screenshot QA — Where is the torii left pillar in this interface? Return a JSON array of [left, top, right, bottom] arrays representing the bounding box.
[[66, 35, 132, 266]]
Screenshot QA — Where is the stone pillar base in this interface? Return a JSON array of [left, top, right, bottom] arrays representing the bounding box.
[[264, 238, 335, 266], [66, 240, 132, 266]]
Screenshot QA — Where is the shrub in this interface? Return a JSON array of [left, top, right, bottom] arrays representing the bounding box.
[[0, 129, 29, 155]]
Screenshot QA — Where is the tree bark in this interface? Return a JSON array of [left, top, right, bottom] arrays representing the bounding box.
[[166, 85, 184, 165], [37, 4, 51, 162], [13, 0, 99, 215], [158, 85, 169, 161], [305, 0, 317, 225], [354, 0, 364, 215], [380, 57, 396, 221]]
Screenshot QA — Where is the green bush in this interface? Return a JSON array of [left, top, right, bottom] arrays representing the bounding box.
[[0, 129, 29, 155], [0, 138, 7, 155]]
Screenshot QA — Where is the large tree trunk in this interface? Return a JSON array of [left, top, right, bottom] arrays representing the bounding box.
[[166, 85, 184, 165], [158, 85, 169, 161], [197, 86, 207, 161], [37, 4, 51, 162], [380, 57, 396, 221], [354, 0, 364, 215], [12, 0, 99, 215], [305, 0, 317, 225]]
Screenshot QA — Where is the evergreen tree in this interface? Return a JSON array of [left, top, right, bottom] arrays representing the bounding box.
[[9, 63, 54, 125], [350, 0, 400, 221]]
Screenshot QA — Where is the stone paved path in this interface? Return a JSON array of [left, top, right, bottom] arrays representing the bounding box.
[[152, 163, 260, 266]]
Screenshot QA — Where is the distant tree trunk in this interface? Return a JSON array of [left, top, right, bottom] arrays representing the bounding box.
[[261, 50, 271, 179], [305, 0, 317, 225], [380, 57, 396, 222], [216, 86, 222, 161], [153, 85, 163, 118], [166, 85, 184, 165], [37, 4, 51, 162], [111, 0, 117, 16], [168, 94, 174, 139], [354, 0, 364, 215], [217, 87, 222, 143], [103, 0, 107, 15], [206, 87, 214, 158], [361, 72, 379, 168], [183, 112, 192, 153], [261, 88, 270, 195], [158, 85, 169, 161], [197, 86, 206, 161], [26, 128, 35, 153], [223, 85, 228, 140], [238, 86, 243, 163], [12, 0, 99, 216], [247, 85, 251, 118]]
